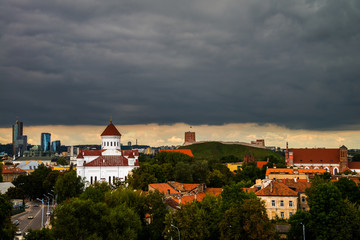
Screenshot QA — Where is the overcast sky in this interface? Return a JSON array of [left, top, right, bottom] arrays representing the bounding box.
[[1, 0, 360, 139]]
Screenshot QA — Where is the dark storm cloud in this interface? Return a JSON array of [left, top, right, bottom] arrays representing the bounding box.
[[1, 0, 360, 129]]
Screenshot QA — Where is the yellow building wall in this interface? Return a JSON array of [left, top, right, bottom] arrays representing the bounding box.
[[258, 196, 298, 219]]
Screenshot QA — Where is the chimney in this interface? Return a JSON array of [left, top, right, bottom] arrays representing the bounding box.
[[294, 177, 297, 182]]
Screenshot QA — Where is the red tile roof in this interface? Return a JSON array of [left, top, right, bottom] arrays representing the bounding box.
[[123, 150, 139, 157], [290, 148, 340, 164], [243, 187, 257, 193], [276, 179, 311, 193], [84, 155, 129, 166], [149, 183, 179, 195], [349, 162, 360, 170], [168, 182, 199, 192], [80, 150, 102, 156], [2, 165, 26, 174], [101, 121, 121, 136], [266, 168, 326, 175], [204, 188, 222, 195], [257, 161, 268, 169], [255, 181, 298, 197], [160, 149, 194, 157]]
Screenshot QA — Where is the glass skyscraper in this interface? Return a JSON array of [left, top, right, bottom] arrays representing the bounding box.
[[41, 133, 51, 152], [12, 120, 27, 157], [51, 140, 61, 153]]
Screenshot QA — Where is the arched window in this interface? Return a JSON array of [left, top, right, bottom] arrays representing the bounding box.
[[333, 167, 339, 175]]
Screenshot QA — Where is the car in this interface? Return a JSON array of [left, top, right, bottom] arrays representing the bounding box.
[[13, 220, 19, 226], [24, 204, 29, 208], [15, 228, 22, 235], [27, 215, 34, 219], [34, 203, 39, 207]]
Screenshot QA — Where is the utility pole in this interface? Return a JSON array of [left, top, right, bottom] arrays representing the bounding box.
[[300, 222, 305, 240], [171, 224, 180, 240]]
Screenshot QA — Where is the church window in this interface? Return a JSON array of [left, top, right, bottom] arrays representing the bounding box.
[[91, 176, 93, 184], [113, 176, 115, 183], [95, 176, 97, 182], [111, 142, 113, 146], [109, 176, 111, 183]]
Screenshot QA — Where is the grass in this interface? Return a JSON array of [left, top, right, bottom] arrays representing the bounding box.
[[179, 142, 283, 161]]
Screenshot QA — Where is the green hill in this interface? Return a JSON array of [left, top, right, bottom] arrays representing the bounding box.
[[179, 142, 283, 162]]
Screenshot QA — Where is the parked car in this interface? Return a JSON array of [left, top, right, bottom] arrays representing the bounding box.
[[28, 215, 34, 219], [34, 203, 39, 207], [24, 204, 29, 208], [13, 220, 19, 226]]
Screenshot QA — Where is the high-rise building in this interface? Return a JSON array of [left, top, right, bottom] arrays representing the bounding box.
[[51, 140, 61, 153], [41, 133, 51, 152], [12, 120, 27, 157]]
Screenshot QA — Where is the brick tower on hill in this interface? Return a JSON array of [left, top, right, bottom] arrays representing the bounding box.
[[184, 131, 196, 144]]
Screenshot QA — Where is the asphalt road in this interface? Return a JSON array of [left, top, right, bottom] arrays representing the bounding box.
[[11, 200, 54, 236]]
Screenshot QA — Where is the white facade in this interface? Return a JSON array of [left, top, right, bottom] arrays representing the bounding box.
[[76, 121, 139, 186]]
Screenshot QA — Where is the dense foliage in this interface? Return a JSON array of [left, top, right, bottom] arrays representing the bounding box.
[[288, 176, 360, 240], [0, 194, 14, 240]]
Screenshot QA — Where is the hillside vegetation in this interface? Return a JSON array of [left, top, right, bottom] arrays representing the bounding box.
[[179, 141, 283, 162]]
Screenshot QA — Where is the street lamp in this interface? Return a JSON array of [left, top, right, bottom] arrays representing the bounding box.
[[43, 194, 50, 224], [170, 224, 180, 240], [36, 198, 44, 228], [300, 222, 305, 240], [48, 193, 54, 207]]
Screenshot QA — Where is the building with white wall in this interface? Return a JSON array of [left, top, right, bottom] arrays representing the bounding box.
[[76, 121, 139, 185]]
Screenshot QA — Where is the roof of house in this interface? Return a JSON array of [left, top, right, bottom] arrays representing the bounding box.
[[290, 148, 340, 164], [243, 187, 258, 193], [84, 155, 129, 166], [149, 183, 180, 195], [101, 121, 122, 136], [160, 149, 194, 157], [257, 161, 268, 169], [168, 182, 199, 192], [276, 179, 311, 193], [255, 181, 298, 197], [2, 165, 26, 174], [81, 150, 103, 156], [0, 182, 15, 194], [123, 150, 139, 157], [349, 162, 360, 170], [266, 168, 326, 175], [173, 188, 222, 205]]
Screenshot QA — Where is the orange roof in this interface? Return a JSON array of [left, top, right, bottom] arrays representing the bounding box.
[[276, 179, 311, 192], [101, 121, 121, 136], [2, 165, 26, 174], [349, 162, 360, 170], [204, 188, 222, 195], [149, 183, 179, 195], [256, 181, 298, 197], [160, 149, 194, 157], [290, 148, 340, 164], [80, 150, 102, 156], [243, 187, 257, 193], [257, 161, 268, 169], [174, 188, 222, 205], [168, 182, 199, 192], [266, 168, 326, 175]]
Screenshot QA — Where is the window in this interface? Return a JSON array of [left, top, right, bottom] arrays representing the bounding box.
[[109, 176, 111, 183], [289, 201, 293, 207], [290, 212, 293, 217], [280, 200, 284, 207], [280, 212, 284, 218], [302, 196, 306, 202], [272, 200, 275, 207], [113, 176, 115, 183], [95, 176, 97, 182], [111, 142, 113, 146], [90, 176, 93, 185]]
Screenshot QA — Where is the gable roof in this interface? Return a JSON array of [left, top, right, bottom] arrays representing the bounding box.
[[168, 182, 199, 192], [160, 149, 194, 157], [276, 179, 311, 193], [290, 148, 340, 164], [101, 121, 121, 136], [255, 181, 298, 197], [84, 155, 129, 166], [149, 183, 180, 195]]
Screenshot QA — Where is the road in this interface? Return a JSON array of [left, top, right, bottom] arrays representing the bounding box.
[[11, 200, 54, 236]]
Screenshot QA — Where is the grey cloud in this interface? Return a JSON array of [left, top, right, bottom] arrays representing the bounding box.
[[1, 0, 360, 130]]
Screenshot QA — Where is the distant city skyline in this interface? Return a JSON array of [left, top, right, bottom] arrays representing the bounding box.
[[1, 122, 359, 149]]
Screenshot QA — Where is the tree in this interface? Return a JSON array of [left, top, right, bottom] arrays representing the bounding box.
[[191, 160, 209, 183], [0, 194, 14, 240], [80, 181, 111, 203], [5, 187, 26, 200], [219, 199, 275, 240], [54, 170, 84, 204], [174, 162, 193, 183], [220, 182, 256, 211], [288, 210, 311, 240], [0, 163, 3, 182], [334, 177, 360, 204], [25, 228, 55, 240]]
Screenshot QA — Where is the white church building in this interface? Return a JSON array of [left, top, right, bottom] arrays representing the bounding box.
[[76, 120, 139, 185]]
